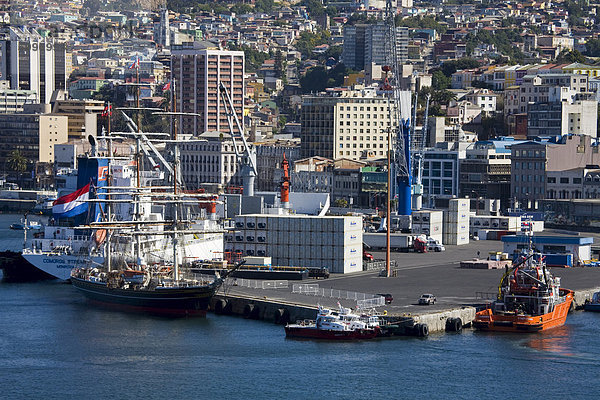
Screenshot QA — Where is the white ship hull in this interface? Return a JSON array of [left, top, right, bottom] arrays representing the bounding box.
[[21, 253, 104, 281], [22, 233, 224, 280]]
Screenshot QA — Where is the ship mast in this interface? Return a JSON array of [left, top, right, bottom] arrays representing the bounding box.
[[172, 78, 180, 281]]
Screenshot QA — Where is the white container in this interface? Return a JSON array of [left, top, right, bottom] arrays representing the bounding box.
[[345, 245, 360, 258], [344, 257, 363, 274], [245, 216, 256, 229], [257, 217, 267, 230]]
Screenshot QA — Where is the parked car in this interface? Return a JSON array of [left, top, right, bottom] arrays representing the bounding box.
[[363, 250, 374, 261], [418, 293, 436, 305], [307, 267, 330, 279], [377, 293, 393, 304]]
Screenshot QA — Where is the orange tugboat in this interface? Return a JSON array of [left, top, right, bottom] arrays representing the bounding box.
[[474, 229, 574, 333]]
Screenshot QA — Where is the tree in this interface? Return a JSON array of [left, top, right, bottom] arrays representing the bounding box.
[[254, 0, 274, 13], [7, 150, 28, 188], [300, 66, 329, 93], [294, 30, 330, 59], [302, 0, 326, 16], [230, 3, 253, 15], [334, 198, 348, 208], [584, 38, 600, 57], [432, 70, 451, 90], [556, 49, 586, 64], [440, 58, 480, 77]]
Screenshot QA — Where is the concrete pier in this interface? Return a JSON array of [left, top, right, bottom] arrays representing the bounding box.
[[209, 240, 600, 334]]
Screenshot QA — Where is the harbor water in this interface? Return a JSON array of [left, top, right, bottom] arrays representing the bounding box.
[[1, 214, 600, 399]]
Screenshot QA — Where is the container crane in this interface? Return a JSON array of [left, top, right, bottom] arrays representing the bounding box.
[[381, 0, 412, 278], [411, 93, 430, 211], [219, 81, 257, 196]]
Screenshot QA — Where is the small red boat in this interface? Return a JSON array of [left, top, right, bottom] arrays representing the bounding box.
[[284, 305, 380, 340]]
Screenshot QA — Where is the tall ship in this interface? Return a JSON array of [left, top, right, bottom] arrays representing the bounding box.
[[21, 132, 223, 281], [70, 101, 233, 316], [474, 228, 574, 333]]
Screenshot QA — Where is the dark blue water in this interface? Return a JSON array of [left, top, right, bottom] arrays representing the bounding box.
[[2, 279, 600, 399], [1, 213, 600, 399]]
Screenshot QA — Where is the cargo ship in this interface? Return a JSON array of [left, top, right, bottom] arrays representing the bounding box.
[[284, 305, 380, 340], [474, 229, 573, 333]]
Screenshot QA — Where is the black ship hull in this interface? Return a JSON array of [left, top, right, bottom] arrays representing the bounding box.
[[0, 251, 55, 282], [71, 276, 220, 317]]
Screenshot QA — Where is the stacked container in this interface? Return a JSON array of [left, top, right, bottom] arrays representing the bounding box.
[[224, 214, 364, 274], [411, 210, 443, 244], [444, 198, 470, 245]]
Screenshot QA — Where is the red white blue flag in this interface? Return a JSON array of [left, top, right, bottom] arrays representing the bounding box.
[[52, 184, 90, 219], [128, 58, 140, 69]]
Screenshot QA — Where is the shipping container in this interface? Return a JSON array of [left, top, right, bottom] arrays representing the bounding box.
[[257, 217, 267, 230]]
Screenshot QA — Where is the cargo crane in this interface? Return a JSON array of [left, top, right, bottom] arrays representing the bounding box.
[[381, 0, 412, 277], [219, 81, 257, 196], [382, 0, 411, 217], [411, 93, 430, 211]]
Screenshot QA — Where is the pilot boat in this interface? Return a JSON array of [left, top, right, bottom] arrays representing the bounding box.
[[284, 305, 380, 340]]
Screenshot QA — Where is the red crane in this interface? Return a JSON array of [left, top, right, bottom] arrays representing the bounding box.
[[281, 153, 290, 209]]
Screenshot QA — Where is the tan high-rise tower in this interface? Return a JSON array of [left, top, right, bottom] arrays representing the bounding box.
[[171, 43, 245, 136]]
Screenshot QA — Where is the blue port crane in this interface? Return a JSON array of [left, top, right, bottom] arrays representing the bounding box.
[[382, 0, 412, 216]]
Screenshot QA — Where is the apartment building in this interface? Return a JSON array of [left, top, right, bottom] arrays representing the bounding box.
[[255, 139, 301, 192], [52, 99, 105, 139], [0, 113, 68, 185], [460, 138, 524, 209], [179, 131, 256, 190], [0, 89, 37, 113], [342, 23, 409, 70], [511, 135, 600, 208], [300, 88, 411, 161], [171, 43, 244, 136], [527, 98, 597, 138]]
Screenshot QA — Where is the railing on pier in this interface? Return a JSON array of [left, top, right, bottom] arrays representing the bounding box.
[[363, 260, 397, 271], [292, 283, 385, 307], [475, 291, 498, 301], [226, 278, 289, 290]]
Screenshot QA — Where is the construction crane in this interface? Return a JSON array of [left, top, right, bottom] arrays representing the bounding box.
[[219, 81, 257, 197]]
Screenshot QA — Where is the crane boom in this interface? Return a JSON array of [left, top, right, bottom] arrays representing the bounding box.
[[218, 81, 257, 196]]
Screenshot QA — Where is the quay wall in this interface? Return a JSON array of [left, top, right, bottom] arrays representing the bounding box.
[[211, 294, 317, 324], [412, 307, 476, 333]]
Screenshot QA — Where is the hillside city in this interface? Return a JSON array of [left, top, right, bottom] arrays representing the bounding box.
[[0, 0, 599, 229]]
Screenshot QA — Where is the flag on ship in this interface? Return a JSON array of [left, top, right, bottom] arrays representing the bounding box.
[[52, 184, 91, 219], [128, 57, 140, 69], [101, 104, 112, 117]]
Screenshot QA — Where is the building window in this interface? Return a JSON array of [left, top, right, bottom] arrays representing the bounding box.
[[560, 177, 569, 184]]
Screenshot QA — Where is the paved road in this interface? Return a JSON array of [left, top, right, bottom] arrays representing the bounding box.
[[222, 240, 600, 316]]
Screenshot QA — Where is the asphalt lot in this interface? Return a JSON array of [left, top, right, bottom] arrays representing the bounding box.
[[223, 240, 600, 315]]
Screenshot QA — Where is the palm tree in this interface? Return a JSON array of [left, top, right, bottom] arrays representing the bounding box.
[[7, 150, 28, 188]]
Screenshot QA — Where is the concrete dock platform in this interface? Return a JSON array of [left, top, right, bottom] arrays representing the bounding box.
[[212, 240, 600, 334]]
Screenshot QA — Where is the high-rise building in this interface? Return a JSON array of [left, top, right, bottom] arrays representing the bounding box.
[[171, 43, 245, 136], [300, 88, 411, 161], [342, 23, 409, 71], [0, 27, 71, 103]]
